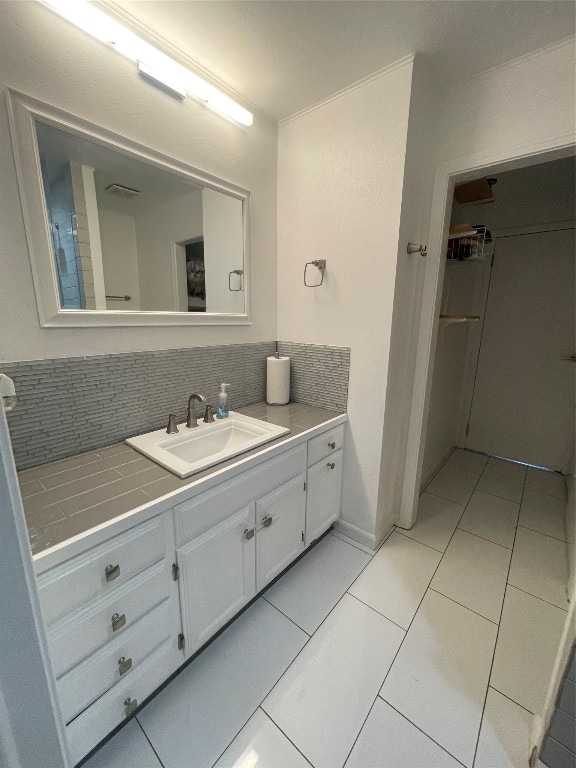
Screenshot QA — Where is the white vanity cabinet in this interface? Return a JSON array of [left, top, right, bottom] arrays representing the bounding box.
[[175, 503, 257, 654], [173, 445, 306, 658], [255, 472, 306, 590], [36, 514, 183, 765], [34, 417, 345, 765], [305, 425, 345, 543]]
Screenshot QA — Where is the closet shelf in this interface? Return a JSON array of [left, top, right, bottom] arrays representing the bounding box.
[[439, 314, 480, 326]]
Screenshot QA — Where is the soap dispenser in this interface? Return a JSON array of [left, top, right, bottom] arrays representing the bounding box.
[[216, 383, 230, 419]]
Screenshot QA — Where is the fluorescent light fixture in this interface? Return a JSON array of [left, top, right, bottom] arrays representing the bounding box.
[[39, 0, 254, 126], [137, 61, 186, 100]]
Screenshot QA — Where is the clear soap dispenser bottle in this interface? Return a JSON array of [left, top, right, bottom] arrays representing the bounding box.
[[217, 383, 230, 419]]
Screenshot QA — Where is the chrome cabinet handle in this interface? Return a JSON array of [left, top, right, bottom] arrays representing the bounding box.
[[328, 441, 336, 449], [243, 528, 255, 540], [262, 515, 273, 528], [327, 462, 335, 470], [118, 656, 133, 676], [111, 612, 126, 632], [560, 354, 576, 362], [124, 697, 137, 716], [105, 563, 120, 582]]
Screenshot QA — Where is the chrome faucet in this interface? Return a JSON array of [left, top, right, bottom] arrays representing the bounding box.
[[166, 414, 179, 434], [203, 404, 215, 423], [186, 393, 206, 428]]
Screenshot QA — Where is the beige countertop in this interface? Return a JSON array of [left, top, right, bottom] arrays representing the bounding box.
[[18, 402, 344, 557]]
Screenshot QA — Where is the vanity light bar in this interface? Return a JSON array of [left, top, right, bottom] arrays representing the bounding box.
[[39, 0, 254, 126]]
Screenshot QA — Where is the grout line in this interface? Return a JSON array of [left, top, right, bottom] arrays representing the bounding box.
[[472, 487, 523, 504], [257, 531, 409, 761], [457, 523, 514, 551], [258, 707, 315, 767], [487, 685, 535, 716], [340, 496, 469, 768], [516, 522, 568, 544], [262, 596, 311, 636], [424, 489, 474, 506], [454, 526, 513, 551], [136, 716, 167, 768], [207, 620, 315, 767], [470, 462, 527, 767], [341, 694, 382, 767], [505, 583, 569, 613], [427, 588, 499, 626], [346, 592, 408, 633], [392, 527, 445, 554], [329, 529, 378, 556], [377, 697, 468, 768]]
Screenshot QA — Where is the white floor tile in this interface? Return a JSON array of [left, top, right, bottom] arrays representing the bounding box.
[[458, 490, 520, 549], [508, 526, 569, 610], [381, 589, 497, 767], [345, 697, 462, 768], [83, 721, 161, 768], [349, 531, 441, 629], [426, 464, 480, 505], [525, 468, 566, 499], [330, 529, 377, 556], [263, 593, 404, 768], [264, 534, 371, 633], [431, 529, 511, 623], [477, 464, 525, 503], [491, 586, 568, 714], [474, 688, 533, 768], [213, 708, 310, 768], [488, 457, 528, 475], [447, 449, 489, 475], [519, 490, 567, 541], [401, 492, 465, 552], [137, 599, 307, 768]]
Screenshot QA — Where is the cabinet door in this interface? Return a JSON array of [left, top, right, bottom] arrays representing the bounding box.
[[306, 448, 343, 543], [255, 473, 306, 591], [177, 504, 256, 656]]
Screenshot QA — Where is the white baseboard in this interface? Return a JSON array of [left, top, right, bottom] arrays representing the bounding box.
[[333, 519, 378, 550]]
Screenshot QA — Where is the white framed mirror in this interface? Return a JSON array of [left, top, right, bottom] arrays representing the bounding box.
[[6, 90, 251, 327]]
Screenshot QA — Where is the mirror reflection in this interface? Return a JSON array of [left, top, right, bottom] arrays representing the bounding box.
[[35, 121, 245, 314]]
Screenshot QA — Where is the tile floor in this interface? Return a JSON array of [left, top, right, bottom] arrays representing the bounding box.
[[83, 450, 570, 768]]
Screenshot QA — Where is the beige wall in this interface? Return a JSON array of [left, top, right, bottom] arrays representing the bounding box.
[[277, 59, 414, 545], [0, 2, 277, 361]]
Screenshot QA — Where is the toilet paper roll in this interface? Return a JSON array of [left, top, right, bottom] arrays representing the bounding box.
[[266, 356, 290, 405]]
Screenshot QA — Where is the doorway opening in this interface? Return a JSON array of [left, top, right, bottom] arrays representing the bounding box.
[[421, 156, 575, 489], [173, 236, 206, 312]]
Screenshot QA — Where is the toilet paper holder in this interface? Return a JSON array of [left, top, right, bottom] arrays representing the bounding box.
[[304, 259, 326, 287]]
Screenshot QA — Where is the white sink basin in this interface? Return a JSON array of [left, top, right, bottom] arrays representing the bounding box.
[[126, 411, 290, 478]]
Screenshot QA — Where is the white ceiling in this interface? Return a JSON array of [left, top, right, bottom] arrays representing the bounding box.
[[36, 121, 201, 216], [109, 1, 575, 121]]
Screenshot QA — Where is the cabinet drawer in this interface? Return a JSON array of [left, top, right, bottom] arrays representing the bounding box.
[[48, 561, 170, 678], [307, 425, 344, 467], [57, 599, 175, 724], [38, 515, 167, 626], [175, 445, 306, 545], [66, 638, 176, 765]]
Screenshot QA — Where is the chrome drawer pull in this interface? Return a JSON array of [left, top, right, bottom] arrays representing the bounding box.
[[105, 563, 120, 582], [262, 515, 273, 528], [243, 528, 255, 540], [327, 462, 335, 470], [124, 697, 137, 716], [111, 612, 126, 632], [118, 656, 133, 676], [328, 441, 336, 449]]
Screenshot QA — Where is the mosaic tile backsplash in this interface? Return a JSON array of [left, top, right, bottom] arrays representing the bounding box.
[[3, 341, 350, 469]]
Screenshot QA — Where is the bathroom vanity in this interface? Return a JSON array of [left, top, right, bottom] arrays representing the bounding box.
[[21, 403, 345, 764]]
